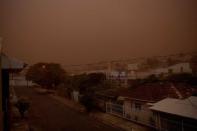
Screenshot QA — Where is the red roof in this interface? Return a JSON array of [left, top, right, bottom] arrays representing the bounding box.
[[114, 83, 196, 102]]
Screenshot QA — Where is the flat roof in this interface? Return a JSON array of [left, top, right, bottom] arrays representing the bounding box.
[[150, 96, 197, 120]]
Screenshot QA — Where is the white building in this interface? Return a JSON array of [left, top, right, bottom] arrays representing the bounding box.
[[154, 62, 192, 75], [9, 75, 36, 87], [150, 96, 197, 131], [127, 62, 193, 79]]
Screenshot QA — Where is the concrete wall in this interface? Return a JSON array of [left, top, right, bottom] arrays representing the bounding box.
[[124, 101, 154, 125], [106, 100, 155, 127], [9, 76, 35, 86]]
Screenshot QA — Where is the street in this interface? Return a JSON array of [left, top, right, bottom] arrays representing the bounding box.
[[14, 86, 121, 131]]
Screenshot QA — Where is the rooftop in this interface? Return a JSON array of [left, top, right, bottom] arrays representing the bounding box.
[[150, 96, 197, 120], [96, 82, 196, 102], [1, 53, 26, 71]]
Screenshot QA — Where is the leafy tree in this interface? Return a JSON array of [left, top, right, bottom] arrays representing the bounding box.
[[68, 73, 111, 112], [67, 73, 109, 93], [166, 57, 179, 66], [146, 58, 160, 68], [190, 55, 197, 74], [80, 93, 95, 112], [167, 73, 197, 85], [26, 63, 66, 89]]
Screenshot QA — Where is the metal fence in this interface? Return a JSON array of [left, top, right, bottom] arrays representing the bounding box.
[[106, 102, 156, 127]]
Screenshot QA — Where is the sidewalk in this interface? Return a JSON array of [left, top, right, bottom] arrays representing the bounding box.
[[90, 112, 151, 131]]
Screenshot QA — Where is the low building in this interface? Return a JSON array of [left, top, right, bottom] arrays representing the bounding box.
[[1, 53, 26, 131], [101, 82, 196, 127], [150, 96, 197, 131], [127, 62, 193, 80], [9, 66, 36, 87], [107, 71, 128, 88], [154, 62, 193, 75]]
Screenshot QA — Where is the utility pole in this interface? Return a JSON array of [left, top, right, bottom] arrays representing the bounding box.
[[0, 37, 3, 131]]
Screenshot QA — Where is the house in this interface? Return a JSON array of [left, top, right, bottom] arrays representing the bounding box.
[[127, 63, 139, 79], [9, 66, 36, 87], [154, 62, 193, 76], [107, 71, 128, 87], [101, 82, 196, 127], [1, 53, 26, 131], [150, 96, 197, 131], [95, 89, 119, 111], [127, 62, 193, 80]]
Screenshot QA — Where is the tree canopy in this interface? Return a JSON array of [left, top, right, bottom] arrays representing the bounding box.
[[26, 63, 66, 88], [190, 55, 197, 74]]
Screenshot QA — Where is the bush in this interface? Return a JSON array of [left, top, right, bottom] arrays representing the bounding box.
[[80, 94, 95, 112], [15, 97, 30, 119]]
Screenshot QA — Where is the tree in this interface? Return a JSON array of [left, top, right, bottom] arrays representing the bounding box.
[[166, 57, 179, 66], [146, 58, 160, 68], [26, 63, 66, 89], [80, 93, 95, 112], [167, 73, 197, 85], [190, 55, 197, 74], [68, 73, 111, 112]]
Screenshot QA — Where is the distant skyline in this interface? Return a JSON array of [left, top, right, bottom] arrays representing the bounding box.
[[1, 0, 197, 65]]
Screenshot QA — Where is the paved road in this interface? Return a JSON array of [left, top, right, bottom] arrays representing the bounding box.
[[14, 86, 121, 131]]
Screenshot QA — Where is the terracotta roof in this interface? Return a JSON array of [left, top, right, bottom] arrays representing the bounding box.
[[98, 82, 197, 103], [117, 83, 170, 102]]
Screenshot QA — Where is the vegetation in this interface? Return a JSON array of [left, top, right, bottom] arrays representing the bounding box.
[[166, 57, 180, 66], [166, 73, 197, 86], [129, 73, 197, 89], [138, 58, 161, 70], [66, 73, 111, 112], [66, 73, 110, 93], [146, 58, 160, 68], [15, 97, 30, 119], [26, 63, 66, 89], [80, 93, 95, 112], [190, 55, 197, 74]]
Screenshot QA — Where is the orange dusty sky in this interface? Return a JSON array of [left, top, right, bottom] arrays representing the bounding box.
[[0, 0, 197, 65]]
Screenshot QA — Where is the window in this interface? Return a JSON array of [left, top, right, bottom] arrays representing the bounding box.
[[135, 103, 141, 111]]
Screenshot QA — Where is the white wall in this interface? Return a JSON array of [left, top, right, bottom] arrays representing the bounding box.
[[127, 62, 193, 80], [9, 76, 35, 86], [124, 101, 154, 125]]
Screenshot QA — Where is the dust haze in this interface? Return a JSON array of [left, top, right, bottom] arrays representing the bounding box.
[[1, 0, 197, 64]]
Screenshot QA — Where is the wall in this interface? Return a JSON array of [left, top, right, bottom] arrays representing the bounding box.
[[124, 100, 154, 125], [106, 100, 155, 127], [154, 112, 197, 131], [9, 75, 35, 87]]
